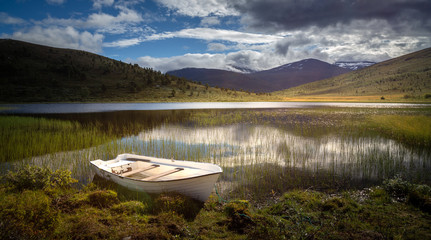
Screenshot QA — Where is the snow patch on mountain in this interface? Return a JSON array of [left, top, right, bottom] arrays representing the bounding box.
[[334, 61, 376, 70]]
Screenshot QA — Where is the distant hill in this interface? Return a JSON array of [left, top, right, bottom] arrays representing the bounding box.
[[168, 59, 351, 92], [0, 39, 264, 102], [167, 68, 266, 92], [276, 47, 431, 101], [250, 59, 351, 91]]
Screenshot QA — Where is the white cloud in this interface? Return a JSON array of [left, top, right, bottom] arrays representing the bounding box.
[[207, 42, 229, 51], [134, 49, 287, 73], [46, 0, 66, 5], [135, 53, 227, 72], [103, 38, 141, 47], [5, 26, 104, 53], [37, 7, 144, 34], [200, 16, 220, 27], [155, 0, 239, 17], [92, 0, 115, 9], [104, 27, 283, 50], [132, 18, 431, 73], [0, 12, 26, 25], [146, 28, 283, 44]]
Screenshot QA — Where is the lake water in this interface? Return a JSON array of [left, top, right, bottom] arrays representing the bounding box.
[[1, 102, 428, 114], [2, 102, 431, 200]]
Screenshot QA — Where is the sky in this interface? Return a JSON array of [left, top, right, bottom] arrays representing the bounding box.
[[1, 0, 431, 73]]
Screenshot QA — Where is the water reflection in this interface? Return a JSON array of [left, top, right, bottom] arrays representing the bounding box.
[[2, 102, 429, 114], [3, 108, 430, 200], [136, 124, 429, 183]]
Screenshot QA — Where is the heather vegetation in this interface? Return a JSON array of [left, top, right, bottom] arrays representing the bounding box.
[[1, 165, 431, 239]]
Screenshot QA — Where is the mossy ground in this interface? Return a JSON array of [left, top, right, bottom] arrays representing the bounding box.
[[1, 166, 430, 239]]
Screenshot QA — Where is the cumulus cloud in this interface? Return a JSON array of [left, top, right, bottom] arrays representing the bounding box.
[[0, 12, 26, 25], [92, 0, 115, 9], [135, 49, 290, 73], [37, 6, 144, 34], [133, 15, 431, 73], [136, 53, 227, 72], [154, 0, 239, 17], [5, 26, 104, 53]]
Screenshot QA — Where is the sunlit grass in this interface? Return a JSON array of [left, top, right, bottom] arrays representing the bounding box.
[[368, 115, 431, 147], [0, 116, 114, 162]]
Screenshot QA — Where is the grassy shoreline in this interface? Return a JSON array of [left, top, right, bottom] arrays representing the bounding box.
[[1, 109, 431, 238], [1, 166, 430, 239]]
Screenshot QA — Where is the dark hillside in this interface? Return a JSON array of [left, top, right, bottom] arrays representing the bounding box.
[[167, 68, 266, 92], [0, 39, 216, 102]]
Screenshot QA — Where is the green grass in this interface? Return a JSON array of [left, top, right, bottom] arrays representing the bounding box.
[[367, 115, 431, 147], [0, 116, 114, 162], [1, 166, 430, 239], [2, 108, 431, 199]]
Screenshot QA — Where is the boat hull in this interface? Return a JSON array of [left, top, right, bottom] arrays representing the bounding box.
[[90, 154, 222, 202]]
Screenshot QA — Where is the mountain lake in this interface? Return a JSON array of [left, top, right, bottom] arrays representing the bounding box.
[[1, 102, 431, 201]]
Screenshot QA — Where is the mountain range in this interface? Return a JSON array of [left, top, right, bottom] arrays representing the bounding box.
[[1, 39, 429, 103], [168, 59, 359, 92], [276, 47, 431, 101]]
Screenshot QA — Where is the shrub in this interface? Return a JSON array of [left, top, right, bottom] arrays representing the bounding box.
[[2, 165, 77, 192], [87, 190, 119, 208], [383, 175, 411, 201], [111, 201, 148, 215], [2, 165, 51, 191], [425, 93, 431, 99], [0, 190, 58, 239]]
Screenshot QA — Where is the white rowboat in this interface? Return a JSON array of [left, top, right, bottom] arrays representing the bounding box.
[[90, 153, 223, 201]]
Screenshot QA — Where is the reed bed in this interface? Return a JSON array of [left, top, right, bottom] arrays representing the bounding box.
[[2, 107, 431, 202], [0, 116, 115, 162]]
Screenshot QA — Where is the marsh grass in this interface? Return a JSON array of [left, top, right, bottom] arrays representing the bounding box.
[[368, 115, 431, 147], [1, 107, 431, 203], [1, 108, 431, 239], [0, 116, 115, 162]]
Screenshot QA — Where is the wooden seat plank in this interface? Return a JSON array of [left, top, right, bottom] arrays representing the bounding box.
[[142, 168, 184, 181], [121, 164, 160, 177]]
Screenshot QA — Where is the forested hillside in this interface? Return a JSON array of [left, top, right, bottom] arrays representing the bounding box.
[[0, 39, 263, 102]]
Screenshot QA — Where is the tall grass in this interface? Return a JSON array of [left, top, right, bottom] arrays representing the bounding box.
[[0, 116, 113, 162], [2, 108, 431, 202], [368, 115, 431, 147]]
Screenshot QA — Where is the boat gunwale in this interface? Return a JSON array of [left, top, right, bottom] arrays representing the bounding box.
[[90, 160, 222, 183]]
